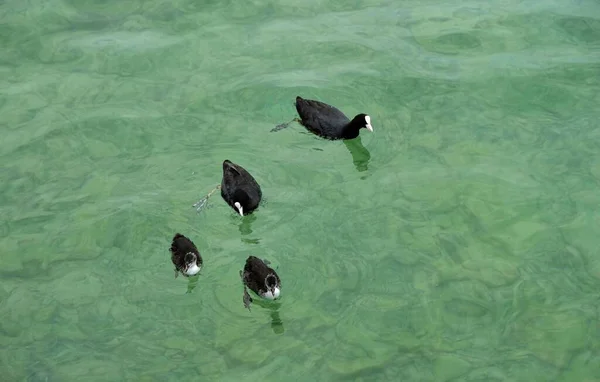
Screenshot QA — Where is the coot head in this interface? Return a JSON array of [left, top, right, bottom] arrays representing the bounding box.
[[263, 273, 281, 300], [183, 252, 202, 276], [231, 189, 252, 216], [352, 114, 373, 132]]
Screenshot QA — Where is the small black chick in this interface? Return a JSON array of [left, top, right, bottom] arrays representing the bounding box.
[[239, 256, 281, 310], [169, 233, 202, 278]]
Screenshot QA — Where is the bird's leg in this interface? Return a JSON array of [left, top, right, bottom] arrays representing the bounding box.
[[193, 184, 221, 212], [240, 270, 253, 311], [271, 117, 301, 132], [243, 286, 253, 311], [174, 268, 179, 278]]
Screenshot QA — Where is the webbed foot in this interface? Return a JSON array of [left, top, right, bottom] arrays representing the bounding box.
[[271, 118, 301, 132], [193, 184, 221, 212], [271, 123, 288, 132], [193, 197, 209, 212]]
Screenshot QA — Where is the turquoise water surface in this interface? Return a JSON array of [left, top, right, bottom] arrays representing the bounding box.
[[2, 0, 600, 380]]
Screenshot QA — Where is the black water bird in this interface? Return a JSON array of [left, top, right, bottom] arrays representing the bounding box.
[[169, 233, 203, 278], [239, 256, 281, 310], [221, 160, 262, 216], [272, 96, 373, 140]]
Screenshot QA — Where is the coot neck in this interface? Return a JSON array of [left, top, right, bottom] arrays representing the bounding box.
[[342, 120, 361, 139]]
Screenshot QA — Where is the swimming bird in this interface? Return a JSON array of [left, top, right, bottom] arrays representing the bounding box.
[[272, 96, 373, 140], [240, 256, 281, 310], [221, 159, 262, 216], [169, 233, 203, 278]]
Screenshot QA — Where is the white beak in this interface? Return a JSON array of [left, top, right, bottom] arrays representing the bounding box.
[[365, 115, 373, 132], [234, 202, 244, 216]]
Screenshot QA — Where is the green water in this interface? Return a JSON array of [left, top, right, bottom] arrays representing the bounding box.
[[2, 0, 600, 380]]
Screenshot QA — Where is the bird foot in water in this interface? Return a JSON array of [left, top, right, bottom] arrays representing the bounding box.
[[193, 185, 221, 212], [243, 286, 253, 311], [270, 123, 288, 132], [193, 197, 209, 212], [270, 118, 301, 132]]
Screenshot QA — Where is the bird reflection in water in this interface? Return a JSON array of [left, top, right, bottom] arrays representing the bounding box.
[[185, 274, 200, 294], [238, 213, 260, 244], [249, 298, 285, 335], [344, 136, 371, 172]]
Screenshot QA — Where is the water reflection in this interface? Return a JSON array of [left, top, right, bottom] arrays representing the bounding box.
[[269, 307, 285, 334], [343, 136, 371, 172], [238, 213, 256, 235], [185, 274, 200, 294], [250, 298, 285, 335], [238, 213, 260, 244]]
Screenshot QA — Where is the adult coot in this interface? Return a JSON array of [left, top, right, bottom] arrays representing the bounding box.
[[221, 160, 262, 216], [272, 96, 373, 140]]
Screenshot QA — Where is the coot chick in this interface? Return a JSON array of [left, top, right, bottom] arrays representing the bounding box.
[[221, 160, 262, 216], [239, 256, 281, 310], [169, 233, 203, 278], [272, 96, 373, 140]]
